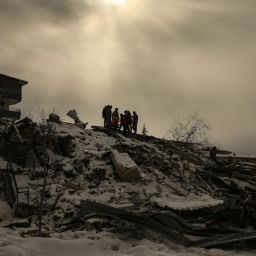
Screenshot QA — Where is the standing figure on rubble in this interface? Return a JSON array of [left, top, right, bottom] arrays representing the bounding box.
[[119, 113, 124, 131], [105, 105, 112, 128], [127, 111, 132, 132], [210, 146, 217, 162], [132, 111, 138, 134], [123, 111, 130, 135], [102, 105, 108, 128], [111, 108, 119, 130]]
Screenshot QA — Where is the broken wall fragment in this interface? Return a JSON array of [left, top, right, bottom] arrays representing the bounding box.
[[110, 149, 140, 181]]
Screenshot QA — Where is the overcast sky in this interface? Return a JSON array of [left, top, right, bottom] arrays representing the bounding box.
[[0, 0, 255, 154]]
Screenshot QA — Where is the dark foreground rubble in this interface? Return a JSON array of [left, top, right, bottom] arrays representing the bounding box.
[[0, 118, 256, 251]]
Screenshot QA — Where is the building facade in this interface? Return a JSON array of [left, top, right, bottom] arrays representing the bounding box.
[[0, 74, 28, 120]]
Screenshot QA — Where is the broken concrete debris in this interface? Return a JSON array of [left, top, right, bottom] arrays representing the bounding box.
[[0, 119, 256, 250], [56, 134, 75, 157], [66, 109, 88, 129], [151, 194, 224, 211], [80, 200, 256, 249], [110, 149, 141, 181], [81, 200, 191, 247], [48, 113, 61, 124]]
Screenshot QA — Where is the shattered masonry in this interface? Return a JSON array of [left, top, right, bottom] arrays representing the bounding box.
[[0, 119, 256, 249]]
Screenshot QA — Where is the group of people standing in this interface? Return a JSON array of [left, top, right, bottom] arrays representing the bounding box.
[[102, 105, 138, 135]]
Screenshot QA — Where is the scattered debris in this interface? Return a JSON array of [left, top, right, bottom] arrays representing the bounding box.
[[4, 219, 30, 229], [110, 149, 141, 181], [81, 200, 191, 247], [80, 200, 256, 249], [48, 113, 61, 124], [66, 109, 88, 129], [0, 119, 256, 251]]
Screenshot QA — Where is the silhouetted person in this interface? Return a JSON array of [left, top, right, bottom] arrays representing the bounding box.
[[119, 113, 124, 131], [105, 105, 112, 128], [111, 108, 119, 130], [210, 146, 217, 161], [127, 111, 132, 132], [102, 105, 108, 127], [132, 111, 138, 134], [123, 111, 130, 135]]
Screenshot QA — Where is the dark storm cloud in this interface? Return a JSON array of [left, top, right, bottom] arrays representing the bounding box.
[[0, 0, 255, 154], [0, 0, 92, 26], [29, 0, 88, 19]]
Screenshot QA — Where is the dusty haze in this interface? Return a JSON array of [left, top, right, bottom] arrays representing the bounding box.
[[0, 0, 255, 154]]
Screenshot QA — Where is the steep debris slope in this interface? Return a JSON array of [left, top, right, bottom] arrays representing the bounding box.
[[0, 120, 256, 249]]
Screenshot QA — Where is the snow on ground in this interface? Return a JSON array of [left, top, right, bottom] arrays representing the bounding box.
[[0, 157, 7, 169], [1, 122, 255, 255], [0, 228, 254, 256], [0, 201, 12, 221], [15, 175, 30, 187], [151, 194, 224, 211], [40, 122, 213, 219]]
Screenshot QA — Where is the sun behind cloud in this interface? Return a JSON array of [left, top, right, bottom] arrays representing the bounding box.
[[108, 0, 126, 6]]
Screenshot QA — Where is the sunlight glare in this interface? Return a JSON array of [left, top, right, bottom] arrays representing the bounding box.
[[109, 0, 126, 6]]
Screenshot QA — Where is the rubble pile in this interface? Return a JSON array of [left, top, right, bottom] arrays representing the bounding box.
[[0, 118, 256, 249]]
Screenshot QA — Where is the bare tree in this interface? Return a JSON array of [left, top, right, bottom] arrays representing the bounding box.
[[36, 103, 47, 125], [142, 123, 148, 135], [36, 106, 56, 236], [38, 127, 48, 237], [167, 112, 210, 144]]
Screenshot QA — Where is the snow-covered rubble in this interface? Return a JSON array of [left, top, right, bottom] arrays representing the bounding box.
[[1, 121, 256, 254], [1, 227, 255, 256], [0, 121, 214, 224], [110, 149, 141, 181], [151, 194, 224, 211], [40, 122, 209, 219]]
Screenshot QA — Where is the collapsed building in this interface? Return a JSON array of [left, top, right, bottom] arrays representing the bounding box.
[[0, 116, 256, 250], [0, 75, 255, 251]]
